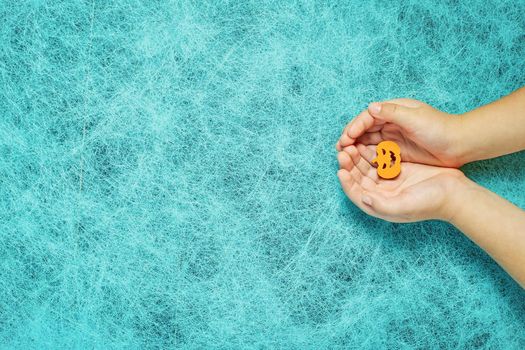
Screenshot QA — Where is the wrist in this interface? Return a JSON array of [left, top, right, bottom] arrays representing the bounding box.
[[449, 109, 486, 166], [439, 174, 479, 223], [447, 112, 471, 166]]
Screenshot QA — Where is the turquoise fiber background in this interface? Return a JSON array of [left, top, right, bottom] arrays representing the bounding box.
[[1, 0, 525, 348]]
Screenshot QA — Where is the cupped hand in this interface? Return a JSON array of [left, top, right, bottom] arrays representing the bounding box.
[[335, 99, 465, 167], [336, 145, 465, 223]]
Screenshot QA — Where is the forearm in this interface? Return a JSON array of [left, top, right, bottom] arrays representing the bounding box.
[[446, 178, 525, 288], [456, 86, 525, 163]]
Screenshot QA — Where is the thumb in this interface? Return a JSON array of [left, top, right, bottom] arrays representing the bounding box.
[[361, 191, 410, 218], [368, 102, 416, 128]]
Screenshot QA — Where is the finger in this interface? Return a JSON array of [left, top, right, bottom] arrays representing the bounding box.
[[338, 176, 387, 221], [366, 124, 385, 133], [338, 125, 355, 148], [337, 169, 375, 215], [339, 108, 374, 149], [335, 140, 342, 151], [347, 110, 375, 139], [347, 155, 376, 191], [337, 151, 353, 171], [337, 169, 360, 202], [368, 102, 416, 129], [355, 131, 383, 146], [349, 160, 363, 183], [356, 144, 378, 167], [343, 145, 378, 183], [358, 171, 377, 191]]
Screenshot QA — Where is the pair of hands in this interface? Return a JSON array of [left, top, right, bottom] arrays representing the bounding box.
[[336, 99, 469, 223]]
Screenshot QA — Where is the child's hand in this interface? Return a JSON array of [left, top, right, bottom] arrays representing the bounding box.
[[336, 99, 464, 167], [335, 88, 525, 288], [337, 145, 465, 223]]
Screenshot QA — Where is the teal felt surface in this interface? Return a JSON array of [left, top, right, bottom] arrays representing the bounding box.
[[1, 0, 525, 348]]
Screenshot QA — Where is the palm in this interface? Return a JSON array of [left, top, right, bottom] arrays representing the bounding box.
[[337, 146, 464, 223]]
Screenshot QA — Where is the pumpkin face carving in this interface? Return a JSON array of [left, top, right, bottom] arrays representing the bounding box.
[[372, 141, 401, 179]]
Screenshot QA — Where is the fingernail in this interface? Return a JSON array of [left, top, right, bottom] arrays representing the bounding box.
[[362, 194, 372, 206], [369, 102, 381, 114]]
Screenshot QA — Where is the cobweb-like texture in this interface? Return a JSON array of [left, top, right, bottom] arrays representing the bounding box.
[[1, 0, 525, 348]]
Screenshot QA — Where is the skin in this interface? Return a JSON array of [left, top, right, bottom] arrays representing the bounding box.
[[336, 87, 525, 165], [336, 98, 464, 167], [336, 146, 464, 223], [336, 87, 525, 288]]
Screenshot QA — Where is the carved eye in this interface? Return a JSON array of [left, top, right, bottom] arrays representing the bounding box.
[[390, 151, 396, 162]]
